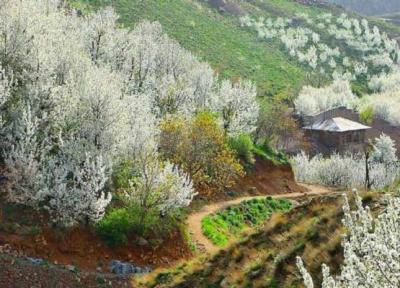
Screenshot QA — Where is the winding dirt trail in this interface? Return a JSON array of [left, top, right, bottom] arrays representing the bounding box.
[[186, 184, 336, 254]]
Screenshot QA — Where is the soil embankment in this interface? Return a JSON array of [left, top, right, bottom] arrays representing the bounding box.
[[234, 157, 307, 196]]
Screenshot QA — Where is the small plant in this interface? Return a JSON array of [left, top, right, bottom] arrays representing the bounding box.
[[228, 133, 255, 166], [23, 226, 42, 236], [96, 208, 134, 246], [202, 215, 230, 247], [359, 105, 374, 125], [95, 275, 106, 285]]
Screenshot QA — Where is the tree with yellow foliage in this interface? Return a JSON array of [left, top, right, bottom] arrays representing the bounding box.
[[159, 112, 244, 195]]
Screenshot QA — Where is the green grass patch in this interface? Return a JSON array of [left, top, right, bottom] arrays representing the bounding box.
[[252, 143, 289, 165], [201, 197, 292, 247]]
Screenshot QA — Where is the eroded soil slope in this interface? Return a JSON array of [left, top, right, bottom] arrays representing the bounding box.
[[234, 157, 307, 196]]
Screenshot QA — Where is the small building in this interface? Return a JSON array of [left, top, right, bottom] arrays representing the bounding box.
[[302, 107, 371, 155]]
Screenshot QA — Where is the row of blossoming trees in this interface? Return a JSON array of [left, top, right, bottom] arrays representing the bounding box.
[[0, 0, 259, 227], [240, 12, 399, 82], [295, 71, 400, 126]]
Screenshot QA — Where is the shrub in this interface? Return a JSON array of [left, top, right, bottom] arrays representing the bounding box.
[[96, 208, 133, 246], [96, 204, 180, 246], [253, 142, 289, 165], [359, 106, 374, 125], [111, 160, 137, 190], [228, 134, 255, 166]]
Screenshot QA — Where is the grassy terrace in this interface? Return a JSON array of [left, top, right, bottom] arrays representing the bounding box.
[[201, 197, 292, 247]]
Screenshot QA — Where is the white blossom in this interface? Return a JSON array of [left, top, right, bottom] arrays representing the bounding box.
[[123, 150, 197, 214], [291, 135, 399, 189], [40, 153, 112, 227], [294, 80, 356, 116], [298, 190, 400, 288], [0, 0, 259, 226]]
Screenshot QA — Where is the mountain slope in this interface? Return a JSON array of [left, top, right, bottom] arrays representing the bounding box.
[[327, 0, 400, 16], [72, 0, 400, 99]]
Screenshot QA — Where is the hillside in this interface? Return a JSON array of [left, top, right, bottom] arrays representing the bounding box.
[[326, 0, 400, 16], [72, 0, 400, 99], [376, 12, 400, 27], [138, 192, 380, 288]]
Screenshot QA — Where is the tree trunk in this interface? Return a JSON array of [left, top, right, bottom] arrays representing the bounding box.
[[365, 151, 371, 189]]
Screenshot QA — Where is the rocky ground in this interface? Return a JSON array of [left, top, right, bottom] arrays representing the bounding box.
[[0, 248, 133, 288]]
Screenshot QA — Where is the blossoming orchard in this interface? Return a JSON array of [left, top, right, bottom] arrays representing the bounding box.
[[0, 0, 258, 226], [1, 0, 400, 286]]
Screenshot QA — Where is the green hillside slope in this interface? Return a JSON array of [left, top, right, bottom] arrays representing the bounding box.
[[72, 0, 400, 99]]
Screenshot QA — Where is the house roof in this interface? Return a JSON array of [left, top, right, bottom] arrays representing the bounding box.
[[303, 117, 371, 132]]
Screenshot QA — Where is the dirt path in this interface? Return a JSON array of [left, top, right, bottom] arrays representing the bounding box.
[[186, 183, 336, 254]]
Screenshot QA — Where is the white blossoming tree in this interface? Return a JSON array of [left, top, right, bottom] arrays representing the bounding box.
[[371, 133, 398, 166], [0, 0, 258, 226], [39, 153, 112, 227], [294, 80, 356, 116], [121, 150, 197, 225], [291, 135, 399, 189], [297, 190, 400, 288], [214, 80, 259, 135]]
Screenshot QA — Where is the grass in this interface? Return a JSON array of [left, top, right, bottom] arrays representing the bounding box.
[[201, 197, 292, 247], [252, 143, 289, 165]]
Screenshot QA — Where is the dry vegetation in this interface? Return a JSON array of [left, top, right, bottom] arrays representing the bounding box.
[[136, 191, 382, 288]]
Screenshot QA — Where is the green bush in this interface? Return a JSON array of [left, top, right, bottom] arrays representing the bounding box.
[[111, 160, 137, 190], [201, 215, 230, 247], [96, 208, 134, 246], [228, 134, 255, 166], [96, 205, 180, 246], [359, 106, 374, 125], [253, 142, 288, 165], [228, 135, 289, 167]]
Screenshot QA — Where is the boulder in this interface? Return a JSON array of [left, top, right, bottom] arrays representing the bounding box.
[[137, 237, 149, 246], [109, 260, 152, 276], [26, 257, 45, 266]]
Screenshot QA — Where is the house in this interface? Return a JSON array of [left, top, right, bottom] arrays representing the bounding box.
[[302, 107, 371, 155]]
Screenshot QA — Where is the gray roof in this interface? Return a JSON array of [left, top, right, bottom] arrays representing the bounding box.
[[303, 117, 371, 132]]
